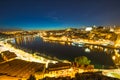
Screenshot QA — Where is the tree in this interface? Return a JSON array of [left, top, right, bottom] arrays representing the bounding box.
[[27, 75, 36, 80], [75, 56, 91, 65]]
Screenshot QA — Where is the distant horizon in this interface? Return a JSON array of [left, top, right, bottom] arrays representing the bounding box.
[[0, 25, 119, 31]]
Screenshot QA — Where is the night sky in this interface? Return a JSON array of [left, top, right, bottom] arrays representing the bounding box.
[[0, 0, 120, 30]]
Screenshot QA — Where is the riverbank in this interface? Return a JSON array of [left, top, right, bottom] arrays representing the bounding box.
[[0, 39, 58, 67], [41, 35, 117, 49]]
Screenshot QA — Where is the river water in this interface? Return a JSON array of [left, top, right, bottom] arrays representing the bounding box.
[[11, 35, 120, 67]]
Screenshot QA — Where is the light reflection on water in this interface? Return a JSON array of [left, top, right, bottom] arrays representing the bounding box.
[[11, 36, 120, 67]]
